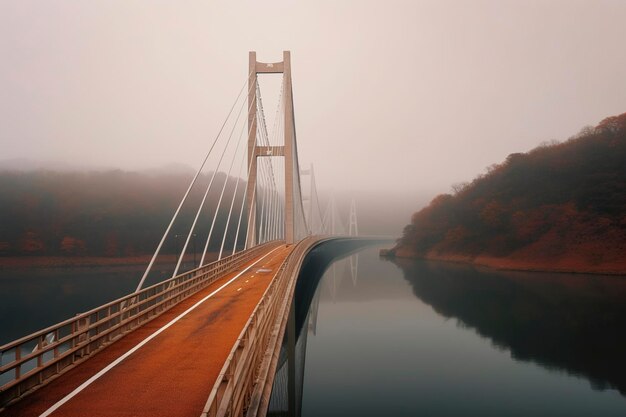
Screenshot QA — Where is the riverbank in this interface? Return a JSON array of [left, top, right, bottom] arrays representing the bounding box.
[[0, 253, 217, 270], [388, 246, 626, 276]]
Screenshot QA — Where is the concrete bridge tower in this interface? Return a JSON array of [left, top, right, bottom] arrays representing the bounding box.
[[246, 51, 297, 245]]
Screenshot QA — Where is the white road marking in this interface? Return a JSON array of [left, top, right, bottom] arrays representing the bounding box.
[[237, 288, 242, 291], [39, 246, 284, 417]]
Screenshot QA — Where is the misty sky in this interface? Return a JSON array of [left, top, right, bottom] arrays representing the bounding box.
[[2, 0, 626, 200]]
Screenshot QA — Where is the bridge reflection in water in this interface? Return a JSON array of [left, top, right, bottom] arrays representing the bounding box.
[[266, 244, 626, 417], [266, 240, 369, 417], [0, 50, 369, 416]]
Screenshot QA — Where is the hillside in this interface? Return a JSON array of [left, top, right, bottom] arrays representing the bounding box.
[[0, 170, 245, 258], [390, 112, 626, 274]]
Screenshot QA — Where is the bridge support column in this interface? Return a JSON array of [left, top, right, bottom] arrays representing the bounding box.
[[246, 50, 296, 246], [283, 51, 295, 244], [246, 51, 258, 248]]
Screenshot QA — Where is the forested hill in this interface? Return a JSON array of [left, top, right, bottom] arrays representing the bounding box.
[[0, 170, 245, 257], [391, 112, 626, 274]]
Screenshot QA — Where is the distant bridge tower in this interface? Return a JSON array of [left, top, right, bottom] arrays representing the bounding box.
[[300, 165, 312, 235], [246, 51, 300, 245], [329, 197, 337, 235], [301, 164, 324, 235], [348, 198, 358, 236]]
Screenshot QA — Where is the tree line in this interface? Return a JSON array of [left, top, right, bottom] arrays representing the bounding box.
[[397, 112, 626, 267], [0, 170, 247, 257]]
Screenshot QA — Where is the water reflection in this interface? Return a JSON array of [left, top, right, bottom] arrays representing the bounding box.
[[324, 253, 359, 301], [392, 258, 626, 395], [0, 266, 142, 345], [269, 243, 626, 417], [267, 239, 373, 417], [0, 259, 190, 346], [292, 240, 371, 343]]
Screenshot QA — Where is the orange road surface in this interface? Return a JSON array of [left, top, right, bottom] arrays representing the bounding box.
[[2, 245, 293, 417]]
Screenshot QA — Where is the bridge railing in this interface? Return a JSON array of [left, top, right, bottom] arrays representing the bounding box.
[[0, 241, 281, 409], [201, 236, 332, 417]]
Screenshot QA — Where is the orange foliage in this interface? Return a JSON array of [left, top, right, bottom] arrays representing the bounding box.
[[597, 112, 626, 133], [397, 111, 626, 271], [60, 236, 86, 255], [19, 232, 45, 254]]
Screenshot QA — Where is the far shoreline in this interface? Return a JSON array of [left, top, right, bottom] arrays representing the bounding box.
[[384, 247, 626, 277]]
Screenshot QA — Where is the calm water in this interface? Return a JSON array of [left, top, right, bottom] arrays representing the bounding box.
[[0, 261, 185, 345], [2, 244, 626, 416], [270, 242, 626, 417]]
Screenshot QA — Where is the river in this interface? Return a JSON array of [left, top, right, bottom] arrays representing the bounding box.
[[268, 241, 626, 417], [2, 243, 626, 416], [0, 261, 186, 345]]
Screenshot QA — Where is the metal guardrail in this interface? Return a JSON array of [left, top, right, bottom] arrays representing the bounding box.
[[0, 241, 281, 409], [201, 236, 333, 417]]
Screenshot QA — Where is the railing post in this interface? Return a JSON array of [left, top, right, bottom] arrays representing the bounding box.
[[15, 347, 21, 380], [75, 315, 90, 358]]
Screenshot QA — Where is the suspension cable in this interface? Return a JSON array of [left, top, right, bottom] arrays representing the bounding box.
[[198, 92, 251, 266], [217, 142, 248, 259], [170, 78, 256, 277], [135, 72, 250, 291]]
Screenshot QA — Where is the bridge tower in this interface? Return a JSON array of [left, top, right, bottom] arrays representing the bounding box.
[[348, 198, 358, 236], [246, 51, 298, 245]]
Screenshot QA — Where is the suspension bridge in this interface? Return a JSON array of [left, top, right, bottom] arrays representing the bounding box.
[[0, 51, 365, 417]]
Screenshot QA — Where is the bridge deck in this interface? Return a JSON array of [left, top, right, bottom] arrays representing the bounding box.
[[2, 245, 293, 417]]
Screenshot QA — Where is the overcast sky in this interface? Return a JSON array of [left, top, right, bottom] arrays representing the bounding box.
[[2, 0, 626, 199]]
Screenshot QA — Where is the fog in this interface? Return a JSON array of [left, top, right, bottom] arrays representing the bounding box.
[[2, 1, 626, 231]]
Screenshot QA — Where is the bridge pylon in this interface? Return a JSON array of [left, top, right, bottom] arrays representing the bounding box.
[[349, 198, 358, 236], [246, 51, 298, 246]]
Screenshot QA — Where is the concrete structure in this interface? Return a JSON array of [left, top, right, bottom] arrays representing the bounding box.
[[0, 237, 359, 417], [0, 52, 362, 417], [246, 51, 296, 246]]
